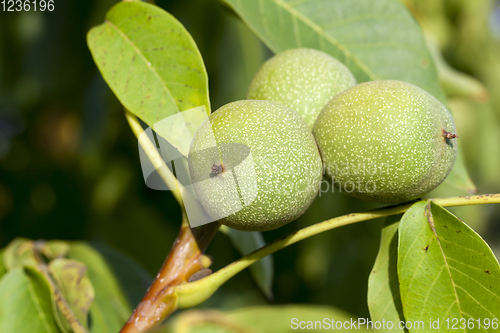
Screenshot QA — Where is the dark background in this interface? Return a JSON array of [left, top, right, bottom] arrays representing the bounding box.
[[1, 0, 500, 319]]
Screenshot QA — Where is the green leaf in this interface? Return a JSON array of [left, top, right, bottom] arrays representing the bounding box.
[[0, 249, 7, 279], [162, 305, 372, 333], [222, 0, 474, 195], [68, 243, 131, 333], [90, 243, 152, 307], [87, 1, 210, 157], [42, 241, 70, 261], [442, 146, 476, 194], [3, 238, 38, 270], [368, 215, 406, 333], [0, 267, 61, 333], [398, 201, 500, 332], [227, 305, 372, 332], [223, 0, 444, 101], [425, 32, 488, 101], [48, 259, 95, 332], [220, 226, 274, 299]]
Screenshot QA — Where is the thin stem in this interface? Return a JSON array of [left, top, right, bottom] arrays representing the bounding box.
[[125, 111, 184, 207], [174, 194, 500, 308], [121, 111, 220, 333], [124, 110, 219, 253]]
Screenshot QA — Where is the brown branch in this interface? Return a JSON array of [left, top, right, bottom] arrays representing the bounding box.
[[119, 216, 219, 333], [122, 111, 220, 332]]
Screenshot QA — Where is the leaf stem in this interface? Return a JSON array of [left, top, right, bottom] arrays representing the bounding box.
[[125, 111, 184, 207], [174, 194, 500, 308], [124, 109, 219, 252], [121, 111, 220, 333]]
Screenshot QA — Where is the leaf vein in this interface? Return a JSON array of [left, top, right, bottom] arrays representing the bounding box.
[[437, 237, 498, 266], [430, 208, 466, 330], [269, 0, 378, 80], [27, 278, 53, 333], [454, 285, 496, 318], [319, 14, 409, 30], [447, 257, 500, 280], [449, 267, 500, 303], [291, 13, 302, 47], [105, 19, 178, 118]]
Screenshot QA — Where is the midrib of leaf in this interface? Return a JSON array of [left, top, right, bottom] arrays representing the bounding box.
[[432, 219, 499, 320], [266, 0, 378, 80], [291, 12, 301, 46], [105, 19, 178, 118], [426, 204, 465, 332], [27, 279, 54, 333], [257, 0, 273, 44], [379, 282, 403, 330]]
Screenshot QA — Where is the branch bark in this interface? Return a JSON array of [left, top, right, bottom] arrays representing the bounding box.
[[119, 214, 218, 333]]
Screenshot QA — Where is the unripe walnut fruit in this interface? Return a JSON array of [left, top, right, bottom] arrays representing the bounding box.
[[313, 80, 458, 204], [188, 100, 323, 231], [247, 48, 356, 128]]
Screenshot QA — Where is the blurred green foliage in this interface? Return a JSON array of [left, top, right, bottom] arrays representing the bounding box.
[[1, 0, 499, 322]]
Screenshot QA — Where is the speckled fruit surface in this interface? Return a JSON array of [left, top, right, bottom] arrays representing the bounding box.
[[313, 80, 458, 204], [189, 100, 323, 231], [247, 48, 356, 129]]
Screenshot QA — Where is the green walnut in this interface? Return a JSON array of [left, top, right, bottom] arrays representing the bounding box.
[[188, 100, 323, 231], [313, 80, 458, 204], [247, 48, 356, 128]]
